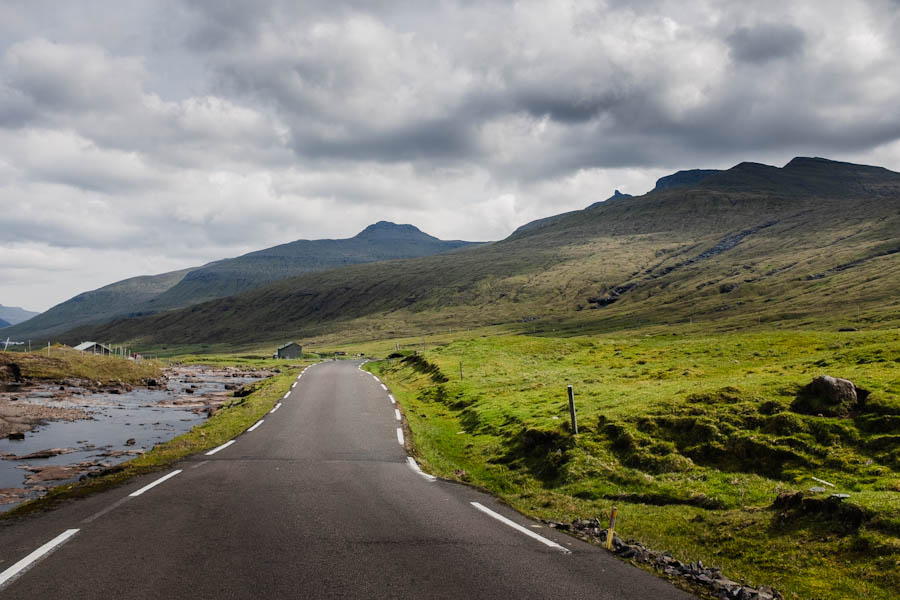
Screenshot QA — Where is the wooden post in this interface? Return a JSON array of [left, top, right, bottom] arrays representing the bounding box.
[[606, 507, 617, 550], [567, 385, 578, 434]]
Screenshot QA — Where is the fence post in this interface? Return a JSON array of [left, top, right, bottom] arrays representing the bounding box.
[[567, 385, 578, 434], [606, 507, 617, 550]]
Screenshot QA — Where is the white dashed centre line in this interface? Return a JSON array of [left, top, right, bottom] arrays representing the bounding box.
[[205, 440, 235, 456], [0, 529, 80, 590], [247, 419, 264, 432], [470, 502, 570, 553], [270, 402, 282, 413], [396, 428, 404, 446], [129, 469, 184, 496], [394, 409, 401, 421]]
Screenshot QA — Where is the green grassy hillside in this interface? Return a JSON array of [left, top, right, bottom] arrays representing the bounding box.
[[9, 222, 480, 342], [2, 269, 192, 341], [370, 328, 900, 600], [67, 157, 900, 347]]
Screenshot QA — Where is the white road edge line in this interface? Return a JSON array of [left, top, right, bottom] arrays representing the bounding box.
[[470, 502, 570, 553], [270, 402, 282, 413], [291, 382, 297, 389], [248, 419, 264, 432], [389, 394, 396, 404], [129, 469, 184, 497], [205, 440, 235, 456], [406, 457, 437, 482], [394, 409, 402, 421], [380, 384, 388, 391], [0, 529, 80, 590], [283, 391, 291, 399], [396, 427, 404, 446]]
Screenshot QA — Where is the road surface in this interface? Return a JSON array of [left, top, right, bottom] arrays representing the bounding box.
[[0, 360, 693, 599]]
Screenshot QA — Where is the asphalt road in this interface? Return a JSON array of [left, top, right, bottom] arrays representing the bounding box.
[[0, 360, 694, 599]]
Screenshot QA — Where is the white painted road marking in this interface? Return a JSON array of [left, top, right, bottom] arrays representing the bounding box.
[[205, 441, 236, 456], [470, 502, 570, 553], [380, 384, 388, 391], [283, 391, 291, 399], [291, 382, 297, 389], [129, 469, 184, 496], [389, 395, 396, 404], [0, 529, 80, 590], [406, 457, 437, 482], [396, 428, 404, 446], [394, 409, 402, 421], [81, 496, 131, 524], [248, 419, 265, 432], [270, 402, 282, 413]]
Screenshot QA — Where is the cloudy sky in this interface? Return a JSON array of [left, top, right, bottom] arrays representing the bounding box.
[[2, 0, 900, 312]]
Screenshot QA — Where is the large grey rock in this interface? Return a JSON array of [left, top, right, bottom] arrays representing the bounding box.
[[791, 375, 862, 417]]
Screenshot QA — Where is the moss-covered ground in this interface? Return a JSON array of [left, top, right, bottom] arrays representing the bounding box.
[[0, 346, 163, 384], [369, 328, 899, 600]]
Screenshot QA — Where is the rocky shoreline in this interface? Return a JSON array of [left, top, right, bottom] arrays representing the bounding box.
[[0, 365, 275, 509]]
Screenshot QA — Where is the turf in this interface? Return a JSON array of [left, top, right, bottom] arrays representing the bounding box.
[[369, 328, 900, 600]]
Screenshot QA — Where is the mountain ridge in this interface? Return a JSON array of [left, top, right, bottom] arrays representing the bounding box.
[[0, 305, 40, 326], [4, 222, 482, 341], [63, 156, 900, 346]]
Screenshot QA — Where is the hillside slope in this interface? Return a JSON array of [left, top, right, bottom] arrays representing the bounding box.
[[0, 305, 40, 326], [144, 221, 478, 309], [7, 222, 480, 341], [69, 157, 900, 346]]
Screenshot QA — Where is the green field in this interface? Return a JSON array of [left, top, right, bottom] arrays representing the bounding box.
[[368, 328, 900, 600]]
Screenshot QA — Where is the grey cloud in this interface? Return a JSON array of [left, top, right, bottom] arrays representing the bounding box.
[[726, 23, 807, 63]]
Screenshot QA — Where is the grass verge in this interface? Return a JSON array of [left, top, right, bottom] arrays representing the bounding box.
[[1, 364, 307, 519], [368, 329, 899, 600], [1, 346, 162, 384]]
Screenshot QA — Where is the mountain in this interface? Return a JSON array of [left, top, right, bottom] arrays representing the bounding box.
[[5, 223, 481, 341], [653, 169, 720, 191], [512, 190, 632, 237], [0, 318, 10, 329], [64, 157, 900, 347], [143, 221, 478, 309], [1, 269, 193, 341], [0, 304, 40, 326]]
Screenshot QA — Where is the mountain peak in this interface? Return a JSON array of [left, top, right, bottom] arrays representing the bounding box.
[[354, 221, 436, 241]]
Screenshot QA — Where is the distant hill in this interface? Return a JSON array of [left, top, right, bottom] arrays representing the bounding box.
[[67, 157, 900, 346], [6, 222, 481, 341], [0, 305, 40, 326], [1, 270, 193, 341], [0, 318, 10, 329], [144, 221, 479, 309]]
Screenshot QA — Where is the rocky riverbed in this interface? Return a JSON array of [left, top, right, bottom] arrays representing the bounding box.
[[0, 365, 274, 511]]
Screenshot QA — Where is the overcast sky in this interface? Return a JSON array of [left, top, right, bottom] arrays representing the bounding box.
[[2, 0, 900, 312]]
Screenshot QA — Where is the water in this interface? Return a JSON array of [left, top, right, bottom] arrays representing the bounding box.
[[0, 367, 269, 510]]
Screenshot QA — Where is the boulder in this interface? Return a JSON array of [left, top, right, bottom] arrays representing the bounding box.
[[791, 375, 863, 417]]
